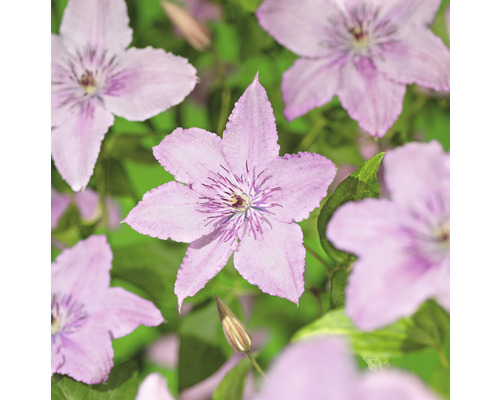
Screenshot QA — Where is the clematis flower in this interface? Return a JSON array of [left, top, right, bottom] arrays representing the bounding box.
[[124, 75, 336, 309], [51, 235, 163, 384], [136, 373, 175, 400], [254, 336, 441, 400], [257, 0, 450, 137], [326, 141, 449, 330], [52, 0, 197, 191]]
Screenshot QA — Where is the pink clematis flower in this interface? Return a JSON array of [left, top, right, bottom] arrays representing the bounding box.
[[51, 235, 163, 384], [124, 75, 336, 309], [257, 0, 450, 137], [52, 0, 197, 191], [254, 336, 441, 400], [136, 373, 175, 400], [326, 141, 449, 331]]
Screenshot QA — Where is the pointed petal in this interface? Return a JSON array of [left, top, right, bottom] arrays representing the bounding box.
[[52, 324, 114, 384], [222, 75, 280, 176], [153, 127, 226, 191], [326, 198, 407, 257], [282, 57, 341, 120], [255, 337, 357, 400], [345, 247, 448, 331], [60, 0, 132, 52], [267, 152, 336, 223], [51, 100, 114, 191], [356, 370, 441, 400], [175, 232, 237, 309], [104, 47, 196, 121], [94, 287, 163, 339], [376, 30, 449, 91], [52, 235, 112, 301], [380, 0, 442, 26], [256, 0, 338, 58], [124, 181, 211, 243], [383, 141, 449, 212], [136, 373, 175, 400], [234, 222, 305, 304], [337, 60, 406, 137]]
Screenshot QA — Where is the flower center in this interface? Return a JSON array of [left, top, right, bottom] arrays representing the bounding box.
[[51, 293, 87, 338], [78, 70, 98, 94], [350, 26, 369, 50]]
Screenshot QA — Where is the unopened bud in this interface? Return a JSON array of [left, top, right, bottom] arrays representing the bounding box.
[[215, 295, 252, 353], [160, 0, 212, 51]]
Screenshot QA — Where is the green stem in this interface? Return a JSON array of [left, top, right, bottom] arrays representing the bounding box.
[[212, 48, 230, 135], [436, 347, 449, 368], [246, 352, 267, 381], [304, 243, 332, 273], [295, 116, 326, 152]]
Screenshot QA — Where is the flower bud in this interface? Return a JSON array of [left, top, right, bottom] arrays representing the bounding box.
[[160, 0, 212, 51], [215, 295, 252, 353]]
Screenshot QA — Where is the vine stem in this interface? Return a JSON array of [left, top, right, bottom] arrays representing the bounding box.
[[246, 352, 267, 381], [304, 243, 332, 273], [295, 116, 326, 152], [212, 48, 230, 135], [436, 347, 449, 368]]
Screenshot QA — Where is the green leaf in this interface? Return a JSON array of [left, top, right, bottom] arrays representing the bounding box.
[[108, 134, 156, 164], [430, 366, 450, 399], [51, 361, 139, 400], [292, 300, 449, 358], [213, 357, 252, 400], [329, 268, 347, 309], [317, 152, 384, 265]]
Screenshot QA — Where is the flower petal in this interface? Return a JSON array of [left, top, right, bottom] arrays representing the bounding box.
[[383, 141, 450, 213], [94, 287, 163, 339], [136, 373, 175, 400], [337, 59, 406, 137], [381, 0, 442, 27], [104, 47, 197, 121], [355, 369, 441, 400], [59, 0, 132, 52], [255, 337, 357, 400], [234, 221, 305, 304], [345, 247, 448, 331], [326, 198, 407, 257], [123, 181, 211, 243], [174, 232, 238, 310], [222, 74, 280, 177], [52, 323, 114, 384], [51, 100, 114, 191], [256, 0, 338, 58], [375, 30, 450, 91], [282, 57, 342, 120], [52, 235, 112, 301], [51, 189, 71, 229], [152, 127, 226, 190], [267, 152, 336, 223]]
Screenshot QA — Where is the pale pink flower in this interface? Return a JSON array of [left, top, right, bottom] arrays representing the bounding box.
[[257, 0, 450, 137], [136, 373, 175, 400], [52, 0, 197, 191], [124, 75, 336, 309], [326, 141, 449, 330], [51, 235, 163, 384], [254, 336, 441, 400]]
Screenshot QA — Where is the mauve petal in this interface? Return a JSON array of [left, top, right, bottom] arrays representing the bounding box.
[[94, 287, 163, 339], [345, 248, 448, 331], [146, 335, 179, 369], [234, 222, 305, 304], [267, 152, 336, 223], [53, 324, 114, 384], [326, 198, 407, 257], [222, 75, 280, 177], [74, 189, 99, 220], [51, 189, 71, 229], [104, 47, 196, 121], [174, 232, 238, 310], [123, 181, 211, 243], [255, 337, 357, 400], [376, 29, 450, 91], [282, 57, 342, 120], [355, 369, 441, 400], [380, 0, 442, 27], [136, 373, 175, 400], [51, 100, 114, 191], [60, 0, 132, 52], [383, 141, 449, 213], [256, 0, 337, 58], [337, 59, 406, 137], [153, 127, 226, 190], [52, 235, 111, 301]]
